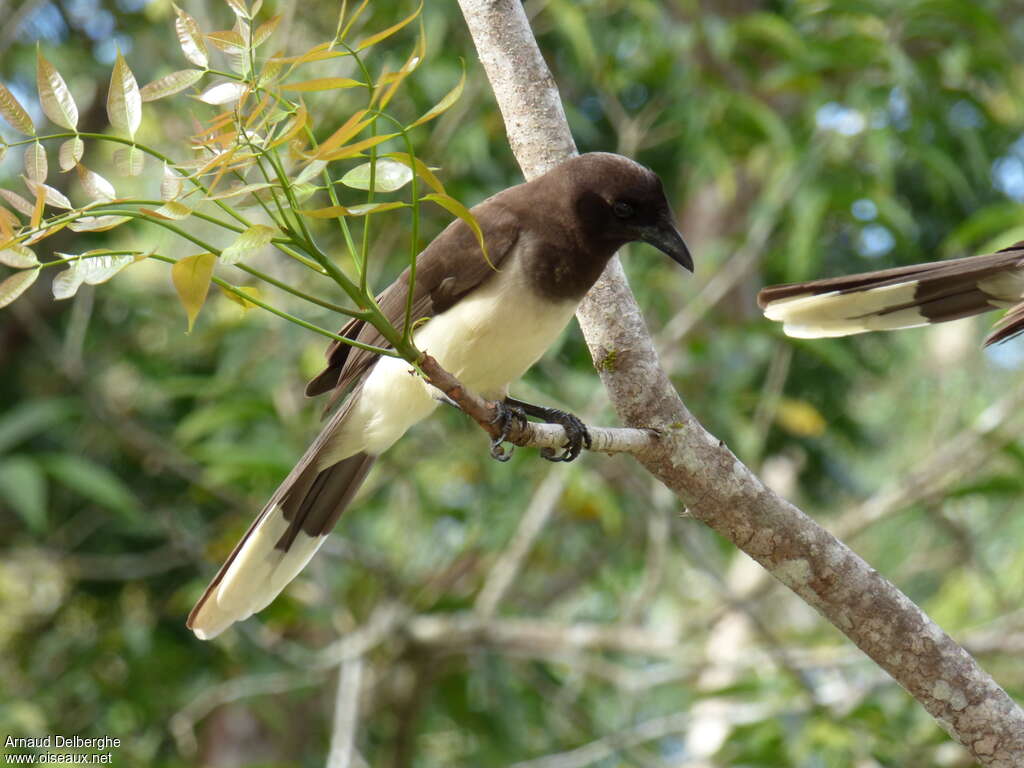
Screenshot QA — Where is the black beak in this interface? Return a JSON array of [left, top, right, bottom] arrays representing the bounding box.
[[638, 217, 693, 272]]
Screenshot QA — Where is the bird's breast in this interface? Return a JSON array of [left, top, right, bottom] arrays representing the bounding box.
[[414, 261, 579, 398]]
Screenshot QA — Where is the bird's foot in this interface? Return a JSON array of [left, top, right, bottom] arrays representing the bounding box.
[[537, 408, 592, 463], [489, 401, 528, 462]]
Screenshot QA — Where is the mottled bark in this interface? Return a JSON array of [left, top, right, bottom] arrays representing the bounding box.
[[455, 0, 1024, 763]]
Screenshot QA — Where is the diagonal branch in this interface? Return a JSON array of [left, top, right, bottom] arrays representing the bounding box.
[[455, 0, 1024, 765]]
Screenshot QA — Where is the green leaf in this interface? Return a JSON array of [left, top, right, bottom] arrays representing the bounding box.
[[22, 176, 72, 209], [107, 50, 142, 139], [0, 457, 47, 532], [171, 252, 216, 332], [52, 251, 134, 300], [340, 159, 413, 193], [422, 193, 491, 267], [299, 201, 406, 218], [161, 163, 184, 201], [141, 200, 192, 220], [355, 0, 422, 51], [0, 188, 34, 217], [384, 152, 445, 194], [76, 164, 116, 202], [36, 50, 78, 130], [279, 77, 364, 92], [0, 243, 39, 268], [58, 137, 84, 172], [173, 4, 209, 68], [0, 267, 40, 309], [0, 83, 34, 135], [0, 399, 73, 453], [409, 63, 465, 128], [220, 224, 275, 265], [24, 142, 47, 183], [40, 453, 140, 519], [67, 215, 131, 232], [113, 146, 144, 176], [140, 69, 204, 102]]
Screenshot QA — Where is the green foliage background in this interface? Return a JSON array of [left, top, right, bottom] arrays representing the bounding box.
[[2, 0, 1024, 765]]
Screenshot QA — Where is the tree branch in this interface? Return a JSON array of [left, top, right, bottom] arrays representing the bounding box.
[[455, 0, 1024, 764], [418, 354, 659, 456]]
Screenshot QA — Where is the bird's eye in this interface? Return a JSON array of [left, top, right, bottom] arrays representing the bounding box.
[[612, 201, 635, 219]]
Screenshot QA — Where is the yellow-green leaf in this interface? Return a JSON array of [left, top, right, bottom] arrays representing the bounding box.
[[52, 251, 134, 300], [220, 284, 262, 310], [171, 252, 216, 332], [161, 163, 184, 201], [223, 0, 250, 19], [293, 158, 327, 185], [141, 200, 192, 220], [253, 15, 281, 46], [140, 69, 204, 102], [207, 29, 245, 53], [220, 224, 275, 265], [374, 19, 425, 109], [113, 146, 144, 176], [205, 182, 272, 201], [174, 5, 209, 68], [24, 142, 47, 183], [384, 152, 445, 194], [67, 215, 131, 232], [409, 64, 465, 128], [58, 137, 84, 171], [36, 51, 78, 130], [268, 42, 347, 65], [355, 0, 422, 51], [0, 267, 39, 308], [0, 243, 38, 268], [299, 201, 406, 218], [0, 83, 34, 135], [107, 51, 142, 139], [22, 176, 72, 210], [340, 159, 413, 193], [280, 77, 364, 92], [267, 103, 307, 148], [0, 189, 34, 217], [318, 132, 398, 162], [76, 164, 116, 201], [423, 192, 491, 267]]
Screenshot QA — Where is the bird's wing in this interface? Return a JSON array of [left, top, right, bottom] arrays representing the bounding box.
[[757, 245, 1024, 339], [305, 200, 522, 403]]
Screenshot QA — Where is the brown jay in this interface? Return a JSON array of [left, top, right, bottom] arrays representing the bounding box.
[[187, 152, 692, 639], [757, 242, 1024, 345]]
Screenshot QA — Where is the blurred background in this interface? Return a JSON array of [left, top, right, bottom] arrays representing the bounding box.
[[2, 0, 1024, 765]]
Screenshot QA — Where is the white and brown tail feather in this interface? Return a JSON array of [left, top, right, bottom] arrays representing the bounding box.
[[758, 244, 1024, 345], [187, 396, 374, 640]]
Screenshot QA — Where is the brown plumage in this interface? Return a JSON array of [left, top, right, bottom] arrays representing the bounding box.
[[757, 242, 1024, 345], [187, 153, 691, 639]]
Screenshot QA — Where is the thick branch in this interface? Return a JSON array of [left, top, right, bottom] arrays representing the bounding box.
[[455, 0, 1024, 764]]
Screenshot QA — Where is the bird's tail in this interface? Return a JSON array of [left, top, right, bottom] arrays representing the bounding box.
[[758, 246, 1024, 343], [188, 402, 375, 640]]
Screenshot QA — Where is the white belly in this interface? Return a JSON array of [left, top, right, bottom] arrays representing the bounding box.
[[320, 262, 578, 465]]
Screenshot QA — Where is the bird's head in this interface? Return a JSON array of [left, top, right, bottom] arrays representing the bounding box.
[[560, 152, 693, 272]]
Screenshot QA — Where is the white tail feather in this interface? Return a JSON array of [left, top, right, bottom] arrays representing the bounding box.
[[188, 505, 325, 640], [763, 282, 927, 338]]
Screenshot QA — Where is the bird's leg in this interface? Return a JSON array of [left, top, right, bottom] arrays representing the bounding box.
[[504, 396, 592, 463], [489, 400, 528, 462]]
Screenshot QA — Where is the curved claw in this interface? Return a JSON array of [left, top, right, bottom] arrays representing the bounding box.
[[489, 402, 527, 463], [540, 411, 592, 463]]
